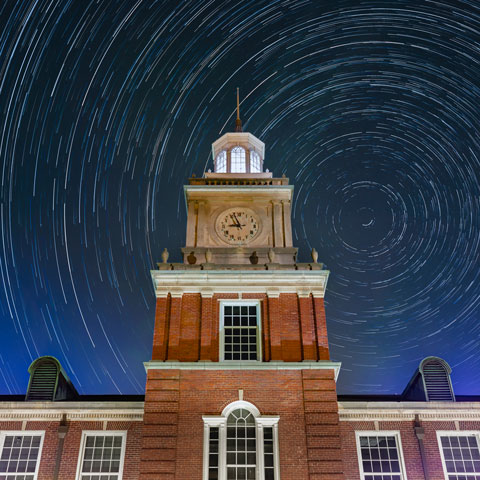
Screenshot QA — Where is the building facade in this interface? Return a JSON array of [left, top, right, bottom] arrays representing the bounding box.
[[0, 117, 479, 480]]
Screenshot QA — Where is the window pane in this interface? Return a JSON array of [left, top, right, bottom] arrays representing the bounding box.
[[223, 304, 259, 361], [226, 410, 256, 478], [250, 151, 261, 173], [358, 435, 403, 479], [231, 147, 246, 173], [80, 435, 123, 479], [0, 435, 42, 476], [215, 150, 227, 173], [208, 427, 219, 480], [440, 435, 480, 477]]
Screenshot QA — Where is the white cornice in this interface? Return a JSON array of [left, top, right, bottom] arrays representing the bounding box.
[[339, 401, 480, 421], [144, 360, 341, 381], [1, 400, 479, 422], [0, 402, 144, 421], [212, 132, 265, 159], [150, 269, 329, 298]]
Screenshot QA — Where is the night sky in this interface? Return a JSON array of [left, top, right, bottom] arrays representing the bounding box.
[[1, 0, 479, 396]]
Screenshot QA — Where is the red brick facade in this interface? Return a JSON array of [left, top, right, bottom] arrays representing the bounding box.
[[150, 293, 330, 363], [339, 418, 480, 480], [139, 367, 342, 480], [0, 419, 142, 480], [1, 409, 479, 479]]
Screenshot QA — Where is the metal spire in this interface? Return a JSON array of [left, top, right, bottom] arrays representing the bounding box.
[[235, 87, 243, 132]]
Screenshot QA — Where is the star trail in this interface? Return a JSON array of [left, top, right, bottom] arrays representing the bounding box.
[[0, 0, 479, 395]]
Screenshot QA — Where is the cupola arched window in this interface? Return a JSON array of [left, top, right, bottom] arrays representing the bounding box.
[[203, 400, 279, 480], [250, 151, 261, 173], [216, 150, 227, 173], [231, 147, 246, 173], [420, 357, 455, 401]]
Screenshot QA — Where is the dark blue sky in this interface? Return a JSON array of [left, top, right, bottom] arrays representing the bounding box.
[[0, 0, 479, 396]]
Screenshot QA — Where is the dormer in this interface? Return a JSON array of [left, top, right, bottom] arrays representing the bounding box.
[[402, 356, 455, 402], [25, 356, 78, 401]]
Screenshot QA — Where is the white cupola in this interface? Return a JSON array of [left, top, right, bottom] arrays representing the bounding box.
[[210, 89, 267, 176]]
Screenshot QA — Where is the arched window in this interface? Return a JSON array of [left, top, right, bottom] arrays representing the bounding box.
[[227, 409, 256, 479], [216, 150, 227, 173], [203, 401, 279, 480], [231, 147, 246, 173], [250, 151, 261, 173]]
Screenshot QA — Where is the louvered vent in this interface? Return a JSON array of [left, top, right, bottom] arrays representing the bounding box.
[[421, 358, 454, 402], [26, 360, 58, 401]]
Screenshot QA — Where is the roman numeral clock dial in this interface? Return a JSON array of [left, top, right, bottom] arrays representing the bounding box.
[[215, 208, 260, 245]]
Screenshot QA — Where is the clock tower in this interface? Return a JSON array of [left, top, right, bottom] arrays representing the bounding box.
[[139, 99, 345, 480], [183, 102, 295, 266]]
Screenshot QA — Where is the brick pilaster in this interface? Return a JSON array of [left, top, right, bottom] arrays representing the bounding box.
[[302, 370, 344, 480], [279, 293, 303, 361], [299, 296, 318, 361], [179, 293, 201, 361], [312, 296, 330, 360], [267, 296, 282, 359], [199, 295, 213, 360], [152, 296, 170, 361], [140, 369, 180, 480], [166, 297, 182, 360]]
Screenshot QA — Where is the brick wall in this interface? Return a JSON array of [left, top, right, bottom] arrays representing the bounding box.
[[303, 370, 343, 479], [339, 416, 480, 479], [140, 368, 343, 480], [0, 419, 142, 480], [151, 293, 330, 363]]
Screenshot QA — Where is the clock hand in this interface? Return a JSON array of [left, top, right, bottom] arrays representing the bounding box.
[[233, 213, 244, 228], [230, 215, 241, 228]]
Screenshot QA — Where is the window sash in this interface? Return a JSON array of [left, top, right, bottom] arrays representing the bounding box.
[[250, 151, 261, 173], [231, 147, 246, 173], [437, 432, 480, 479], [203, 415, 279, 480], [75, 431, 127, 480], [216, 151, 227, 173], [355, 431, 407, 480], [0, 432, 44, 480], [220, 302, 262, 362]]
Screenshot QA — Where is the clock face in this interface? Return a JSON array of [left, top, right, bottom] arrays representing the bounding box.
[[215, 208, 260, 245]]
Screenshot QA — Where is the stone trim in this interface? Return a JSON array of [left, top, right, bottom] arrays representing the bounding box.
[[144, 360, 341, 381], [0, 402, 144, 421], [151, 269, 329, 298], [2, 400, 480, 423], [339, 401, 480, 421]]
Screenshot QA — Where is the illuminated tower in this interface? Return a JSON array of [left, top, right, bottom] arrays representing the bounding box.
[[139, 95, 344, 480]]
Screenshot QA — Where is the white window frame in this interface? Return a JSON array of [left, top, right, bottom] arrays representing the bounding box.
[[249, 150, 261, 173], [231, 146, 246, 173], [203, 400, 280, 480], [436, 430, 480, 479], [219, 301, 262, 362], [216, 150, 227, 173], [0, 430, 45, 480], [355, 431, 408, 480], [75, 430, 127, 480]]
